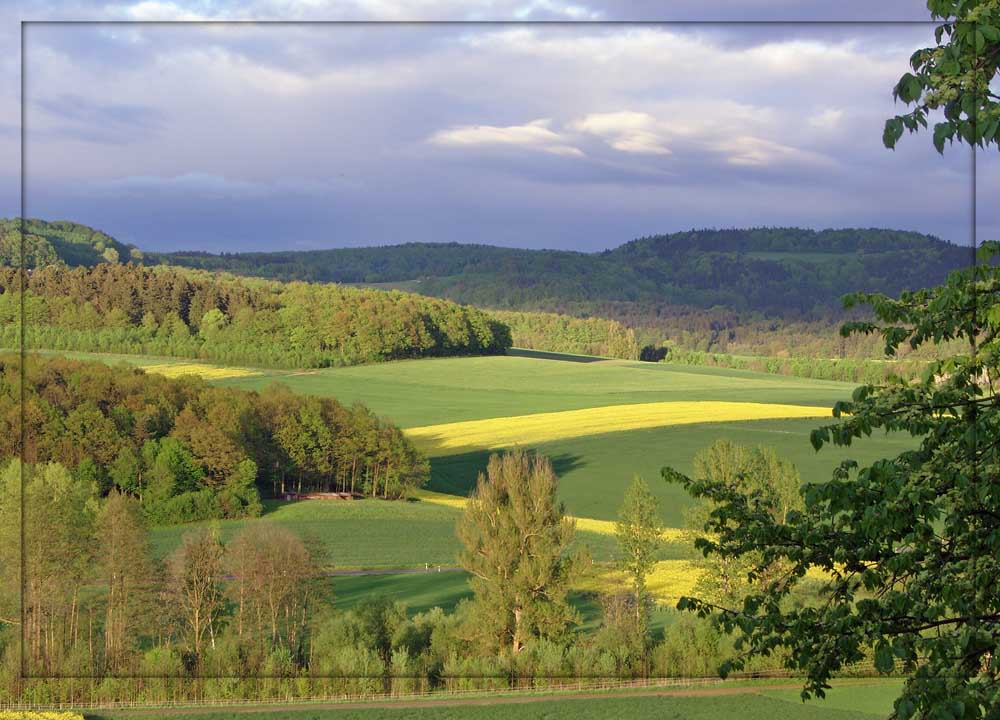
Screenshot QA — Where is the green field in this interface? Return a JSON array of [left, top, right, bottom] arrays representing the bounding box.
[[331, 572, 679, 635], [88, 685, 900, 719], [428, 418, 914, 526], [55, 350, 859, 426], [216, 355, 858, 428], [147, 498, 692, 568], [50, 350, 915, 595]]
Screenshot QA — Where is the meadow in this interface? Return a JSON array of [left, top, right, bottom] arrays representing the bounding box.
[[56, 349, 916, 610], [87, 683, 902, 719]]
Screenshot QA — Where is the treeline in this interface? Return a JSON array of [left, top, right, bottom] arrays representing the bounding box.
[[0, 263, 512, 368], [0, 217, 137, 267], [0, 354, 428, 524], [151, 227, 970, 317], [491, 310, 640, 360], [655, 347, 928, 384]]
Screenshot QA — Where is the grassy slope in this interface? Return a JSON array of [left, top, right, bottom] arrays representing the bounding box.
[[88, 689, 894, 719], [147, 498, 689, 568], [212, 355, 857, 428], [429, 418, 914, 526]]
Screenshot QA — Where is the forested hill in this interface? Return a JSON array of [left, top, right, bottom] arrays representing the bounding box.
[[0, 263, 511, 368], [0, 218, 138, 267], [1, 219, 972, 318], [151, 227, 970, 317]]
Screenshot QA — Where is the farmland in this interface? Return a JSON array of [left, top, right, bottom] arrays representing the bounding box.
[[62, 349, 914, 527], [87, 682, 903, 719], [48, 347, 917, 611]]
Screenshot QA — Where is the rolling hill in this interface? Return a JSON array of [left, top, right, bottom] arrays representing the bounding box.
[[150, 227, 972, 317]]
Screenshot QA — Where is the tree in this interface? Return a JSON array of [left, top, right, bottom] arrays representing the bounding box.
[[666, 245, 1000, 713], [167, 527, 225, 657], [614, 476, 661, 626], [882, 1, 999, 153], [224, 523, 317, 656], [96, 490, 156, 671], [681, 442, 802, 608], [19, 462, 98, 672], [456, 450, 579, 655]]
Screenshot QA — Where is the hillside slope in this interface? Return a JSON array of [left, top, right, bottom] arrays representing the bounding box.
[[0, 217, 137, 267], [151, 227, 971, 316]]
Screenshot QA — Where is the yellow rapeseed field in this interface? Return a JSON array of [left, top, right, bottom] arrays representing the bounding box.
[[0, 713, 84, 720], [404, 401, 831, 457], [141, 362, 263, 381], [576, 560, 702, 604], [413, 489, 686, 542]]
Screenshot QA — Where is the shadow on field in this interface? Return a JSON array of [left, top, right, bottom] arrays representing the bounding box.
[[428, 451, 586, 496]]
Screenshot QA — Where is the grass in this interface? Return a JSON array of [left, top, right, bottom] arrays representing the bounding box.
[[330, 572, 679, 635], [211, 354, 860, 428], [86, 689, 894, 719], [42, 349, 915, 606], [49, 349, 910, 526], [427, 418, 915, 526], [405, 401, 831, 457], [761, 681, 904, 715], [148, 499, 464, 569], [147, 498, 692, 570]]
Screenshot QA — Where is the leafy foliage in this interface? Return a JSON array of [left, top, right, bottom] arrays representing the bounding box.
[[679, 441, 803, 608], [665, 244, 1000, 717], [883, 1, 1000, 153], [457, 451, 580, 655], [152, 227, 969, 320], [0, 218, 134, 268], [615, 477, 662, 621]]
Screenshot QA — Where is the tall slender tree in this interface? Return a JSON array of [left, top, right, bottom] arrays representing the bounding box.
[[456, 450, 579, 655], [615, 476, 661, 626]]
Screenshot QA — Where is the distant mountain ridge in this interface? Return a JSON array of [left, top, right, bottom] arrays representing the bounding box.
[[150, 227, 971, 317], [0, 219, 973, 318]]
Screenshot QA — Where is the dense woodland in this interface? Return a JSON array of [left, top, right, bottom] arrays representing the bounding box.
[[149, 226, 975, 365], [0, 354, 428, 524], [0, 219, 972, 370], [0, 218, 137, 268], [151, 227, 971, 317], [0, 264, 511, 368], [493, 310, 640, 360]]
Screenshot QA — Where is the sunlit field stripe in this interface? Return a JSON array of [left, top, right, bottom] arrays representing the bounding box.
[[141, 362, 263, 380], [414, 489, 685, 543], [576, 561, 701, 604], [405, 401, 831, 457]]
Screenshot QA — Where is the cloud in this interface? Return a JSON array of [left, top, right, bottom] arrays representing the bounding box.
[[572, 111, 671, 155], [714, 135, 834, 168], [429, 118, 584, 157], [13, 17, 972, 251], [808, 108, 845, 130]]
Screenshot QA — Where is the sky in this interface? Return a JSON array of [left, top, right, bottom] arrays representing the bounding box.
[[1, 1, 994, 253]]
